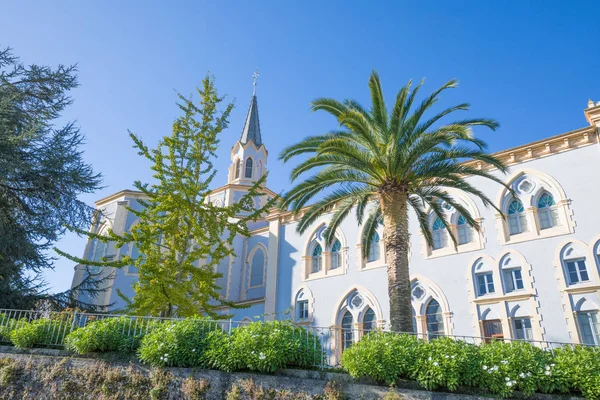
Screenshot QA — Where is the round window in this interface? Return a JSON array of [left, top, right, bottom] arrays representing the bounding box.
[[350, 294, 364, 309], [412, 285, 426, 301]]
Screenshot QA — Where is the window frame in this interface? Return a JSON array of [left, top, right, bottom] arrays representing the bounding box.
[[244, 157, 253, 179], [565, 258, 589, 285], [507, 199, 527, 236], [476, 272, 495, 296], [513, 317, 533, 340], [503, 268, 524, 293]]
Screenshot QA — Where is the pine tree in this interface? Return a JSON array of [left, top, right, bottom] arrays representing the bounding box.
[[0, 47, 102, 309], [58, 76, 275, 318]]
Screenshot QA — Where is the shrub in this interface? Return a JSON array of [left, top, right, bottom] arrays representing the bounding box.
[[65, 316, 160, 354], [10, 318, 73, 349], [413, 337, 479, 391], [553, 345, 600, 399], [138, 317, 222, 368], [205, 321, 324, 373], [341, 332, 421, 384], [0, 314, 18, 343]]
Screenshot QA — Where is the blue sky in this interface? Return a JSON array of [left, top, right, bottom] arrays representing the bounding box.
[[2, 1, 599, 293]]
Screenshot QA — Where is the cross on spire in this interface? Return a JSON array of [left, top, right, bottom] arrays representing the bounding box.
[[252, 69, 260, 95]]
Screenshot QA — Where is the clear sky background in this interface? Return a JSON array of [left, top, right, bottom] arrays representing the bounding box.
[[2, 1, 599, 293]]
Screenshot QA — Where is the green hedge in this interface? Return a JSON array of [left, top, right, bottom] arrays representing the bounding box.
[[0, 314, 17, 343], [341, 332, 600, 399], [65, 316, 160, 354], [137, 317, 222, 368], [10, 318, 74, 349], [203, 320, 323, 373]]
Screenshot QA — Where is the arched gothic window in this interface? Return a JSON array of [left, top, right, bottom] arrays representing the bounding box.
[[363, 307, 376, 333], [234, 159, 241, 179], [296, 289, 309, 321], [537, 192, 559, 230], [249, 247, 265, 287], [425, 299, 445, 339], [432, 218, 447, 250], [245, 157, 253, 178], [311, 243, 322, 273], [457, 215, 472, 245], [330, 239, 342, 269], [367, 232, 381, 262], [341, 311, 354, 350], [508, 199, 527, 235]]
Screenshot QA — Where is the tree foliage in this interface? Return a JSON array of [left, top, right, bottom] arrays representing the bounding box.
[[0, 47, 103, 309], [58, 75, 275, 318], [280, 71, 507, 331]]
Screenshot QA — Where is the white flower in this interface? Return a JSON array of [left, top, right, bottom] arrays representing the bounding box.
[[433, 362, 439, 366], [505, 377, 511, 382], [428, 357, 432, 361], [451, 355, 455, 359], [482, 365, 488, 370], [164, 353, 168, 357], [551, 363, 555, 367], [506, 381, 513, 387], [501, 360, 508, 365], [192, 349, 196, 352], [545, 365, 550, 371], [444, 355, 449, 359], [493, 366, 499, 371], [160, 357, 164, 361], [519, 373, 526, 379], [527, 372, 532, 377], [545, 371, 552, 376], [259, 352, 266, 360]]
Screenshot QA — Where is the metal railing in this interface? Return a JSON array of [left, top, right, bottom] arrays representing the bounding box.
[[0, 308, 595, 368]]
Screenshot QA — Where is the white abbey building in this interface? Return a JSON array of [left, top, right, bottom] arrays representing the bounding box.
[[72, 94, 600, 348]]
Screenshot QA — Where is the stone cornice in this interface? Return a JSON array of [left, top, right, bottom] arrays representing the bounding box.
[[95, 190, 146, 207]]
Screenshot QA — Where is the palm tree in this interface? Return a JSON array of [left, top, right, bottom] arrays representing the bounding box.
[[279, 71, 508, 332]]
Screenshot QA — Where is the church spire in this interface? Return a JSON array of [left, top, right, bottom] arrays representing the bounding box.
[[239, 70, 262, 147]]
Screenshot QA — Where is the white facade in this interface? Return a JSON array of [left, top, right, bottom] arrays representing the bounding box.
[[72, 97, 600, 347]]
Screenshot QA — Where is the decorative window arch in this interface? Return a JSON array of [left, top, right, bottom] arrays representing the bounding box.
[[425, 299, 444, 339], [472, 258, 495, 297], [303, 223, 347, 279], [247, 244, 267, 288], [422, 190, 483, 258], [410, 276, 452, 338], [234, 158, 241, 179], [294, 287, 314, 323], [244, 157, 253, 178], [536, 191, 559, 230], [332, 286, 383, 355], [456, 215, 473, 245], [310, 242, 322, 273], [507, 199, 527, 235], [431, 217, 448, 250], [560, 242, 590, 286], [330, 239, 342, 269], [496, 169, 573, 244]]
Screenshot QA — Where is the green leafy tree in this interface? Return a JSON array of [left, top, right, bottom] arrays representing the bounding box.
[[0, 47, 103, 309], [58, 75, 275, 318], [279, 71, 507, 332]]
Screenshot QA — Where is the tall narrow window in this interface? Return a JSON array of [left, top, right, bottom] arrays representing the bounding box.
[[537, 192, 559, 230], [245, 157, 253, 178], [330, 239, 342, 269], [503, 268, 524, 293], [566, 259, 589, 284], [311, 243, 322, 273], [363, 308, 376, 333], [367, 232, 380, 262], [477, 273, 495, 295], [234, 159, 241, 179], [432, 218, 447, 250], [508, 200, 528, 235], [249, 248, 265, 287], [483, 320, 504, 342], [457, 215, 472, 245], [295, 290, 310, 321], [513, 318, 533, 340], [425, 299, 445, 339], [578, 312, 600, 345], [341, 311, 354, 350]]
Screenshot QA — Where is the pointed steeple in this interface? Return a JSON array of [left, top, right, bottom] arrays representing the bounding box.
[[239, 94, 262, 147]]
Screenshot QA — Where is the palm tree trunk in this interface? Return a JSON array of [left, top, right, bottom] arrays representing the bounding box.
[[379, 188, 413, 332]]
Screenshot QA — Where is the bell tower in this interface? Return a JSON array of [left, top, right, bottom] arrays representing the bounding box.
[[228, 70, 268, 186]]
